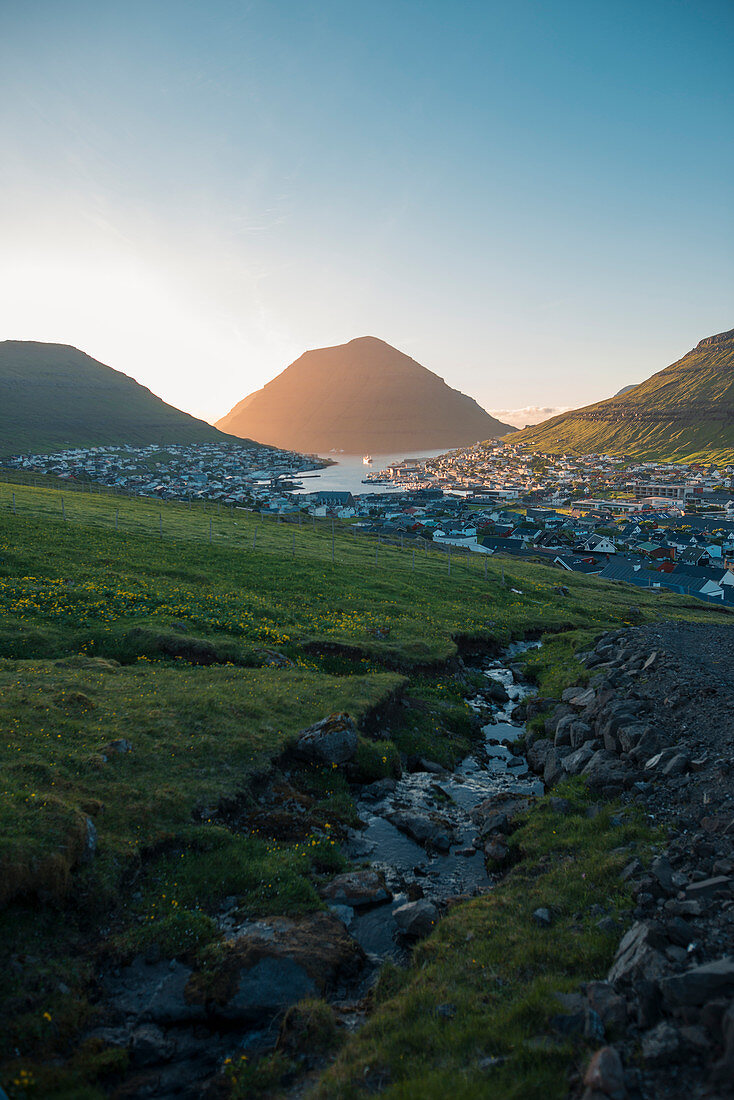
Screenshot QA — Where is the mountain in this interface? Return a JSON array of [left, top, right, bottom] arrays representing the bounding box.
[[216, 336, 513, 453], [614, 383, 639, 397], [0, 341, 232, 455], [508, 328, 734, 463]]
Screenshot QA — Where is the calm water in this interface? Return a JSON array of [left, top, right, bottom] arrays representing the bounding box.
[[293, 450, 448, 495]]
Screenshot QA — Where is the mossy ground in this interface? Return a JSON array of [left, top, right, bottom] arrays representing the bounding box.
[[0, 479, 723, 1097]]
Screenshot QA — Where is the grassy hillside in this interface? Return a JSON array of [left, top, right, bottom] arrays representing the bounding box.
[[508, 327, 734, 462], [0, 341, 233, 455], [0, 481, 729, 1098]]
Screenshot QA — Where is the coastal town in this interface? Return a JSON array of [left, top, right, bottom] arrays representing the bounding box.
[[4, 438, 734, 606]]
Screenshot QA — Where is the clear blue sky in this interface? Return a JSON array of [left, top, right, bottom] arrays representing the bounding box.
[[1, 0, 732, 426]]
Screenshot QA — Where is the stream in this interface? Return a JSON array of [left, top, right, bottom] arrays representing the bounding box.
[[342, 642, 543, 959]]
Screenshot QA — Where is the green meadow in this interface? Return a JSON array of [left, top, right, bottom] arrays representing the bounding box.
[[0, 479, 729, 1098]]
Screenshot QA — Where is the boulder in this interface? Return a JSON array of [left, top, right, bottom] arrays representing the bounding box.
[[129, 1024, 177, 1066], [527, 738, 554, 775], [484, 834, 510, 867], [661, 958, 734, 1008], [586, 981, 627, 1033], [293, 713, 358, 766], [583, 1045, 626, 1100], [543, 748, 564, 788], [319, 870, 391, 908], [608, 922, 668, 987], [684, 876, 732, 903], [581, 750, 632, 792], [562, 744, 595, 776], [569, 720, 593, 749], [387, 810, 452, 852], [641, 1021, 681, 1065], [186, 913, 365, 1023], [393, 899, 439, 939]]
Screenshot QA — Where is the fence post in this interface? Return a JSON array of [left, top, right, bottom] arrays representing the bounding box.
[[331, 532, 335, 564], [375, 537, 379, 566], [62, 497, 66, 521], [501, 563, 505, 586], [115, 509, 119, 530], [12, 492, 16, 514], [209, 518, 213, 544], [253, 528, 257, 551], [484, 555, 487, 581], [159, 512, 163, 537], [448, 544, 451, 576], [412, 547, 415, 571], [292, 531, 295, 560]]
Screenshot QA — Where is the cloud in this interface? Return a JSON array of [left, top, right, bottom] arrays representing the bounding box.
[[487, 405, 576, 430]]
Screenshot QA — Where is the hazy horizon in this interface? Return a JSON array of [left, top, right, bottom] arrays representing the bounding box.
[[2, 1, 732, 424]]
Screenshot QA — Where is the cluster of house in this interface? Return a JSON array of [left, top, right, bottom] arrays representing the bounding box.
[[367, 441, 734, 508], [5, 440, 734, 606], [3, 443, 326, 504]]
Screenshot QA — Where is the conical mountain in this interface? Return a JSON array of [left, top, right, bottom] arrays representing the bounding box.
[[0, 341, 233, 455], [216, 336, 512, 453], [509, 328, 734, 463]]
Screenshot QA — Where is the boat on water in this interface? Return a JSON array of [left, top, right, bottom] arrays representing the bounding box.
[[363, 454, 373, 465]]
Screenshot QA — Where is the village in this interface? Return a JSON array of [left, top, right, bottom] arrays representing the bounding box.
[[5, 438, 734, 606]]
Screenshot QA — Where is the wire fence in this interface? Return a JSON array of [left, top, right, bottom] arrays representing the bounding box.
[[0, 479, 507, 588]]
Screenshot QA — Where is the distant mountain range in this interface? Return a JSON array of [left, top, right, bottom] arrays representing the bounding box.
[[509, 328, 734, 463], [216, 336, 513, 453], [0, 342, 231, 455]]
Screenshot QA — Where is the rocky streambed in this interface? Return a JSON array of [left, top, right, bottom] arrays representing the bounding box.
[[90, 643, 545, 1098]]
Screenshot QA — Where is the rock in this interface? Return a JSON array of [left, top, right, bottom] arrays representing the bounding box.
[[684, 876, 732, 902], [650, 856, 676, 896], [129, 1024, 176, 1066], [628, 728, 662, 765], [617, 724, 646, 753], [665, 916, 698, 948], [583, 1045, 626, 1100], [608, 922, 668, 987], [82, 816, 97, 863], [387, 810, 452, 851], [527, 738, 554, 775], [328, 904, 355, 928], [543, 749, 564, 788], [485, 678, 510, 703], [661, 958, 734, 1008], [581, 750, 632, 792], [361, 778, 398, 800], [641, 1021, 681, 1064], [569, 720, 593, 749], [320, 870, 391, 908], [436, 1002, 457, 1019], [393, 899, 439, 939], [662, 753, 690, 778], [104, 738, 133, 754], [554, 714, 574, 747], [418, 758, 446, 774], [484, 835, 510, 867], [710, 999, 734, 1084], [532, 907, 552, 928], [586, 981, 627, 1033], [545, 703, 574, 735], [293, 713, 358, 766], [564, 686, 596, 708], [562, 744, 595, 776], [187, 913, 365, 1023]]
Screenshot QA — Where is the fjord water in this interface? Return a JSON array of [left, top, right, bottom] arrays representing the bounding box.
[[294, 450, 448, 495]]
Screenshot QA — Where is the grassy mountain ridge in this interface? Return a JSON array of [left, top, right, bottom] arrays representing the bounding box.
[[0, 341, 233, 455], [508, 328, 734, 462]]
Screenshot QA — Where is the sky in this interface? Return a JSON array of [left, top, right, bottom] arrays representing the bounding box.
[[1, 0, 733, 429]]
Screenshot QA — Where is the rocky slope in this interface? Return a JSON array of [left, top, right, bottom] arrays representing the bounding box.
[[0, 341, 232, 455], [216, 336, 513, 453], [509, 328, 734, 462], [524, 622, 734, 1098]]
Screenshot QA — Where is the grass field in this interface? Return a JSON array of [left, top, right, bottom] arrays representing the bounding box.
[[0, 478, 729, 1098]]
